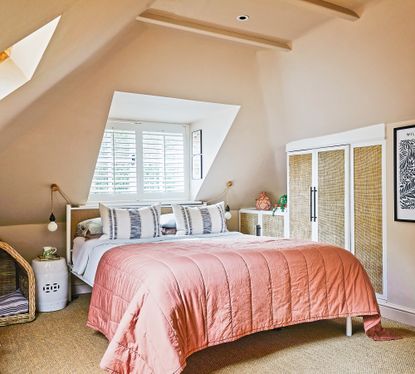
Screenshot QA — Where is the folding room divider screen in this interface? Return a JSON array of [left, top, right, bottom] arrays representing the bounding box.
[[353, 145, 383, 294]]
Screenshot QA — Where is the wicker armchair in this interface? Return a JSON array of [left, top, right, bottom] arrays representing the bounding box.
[[0, 241, 36, 326]]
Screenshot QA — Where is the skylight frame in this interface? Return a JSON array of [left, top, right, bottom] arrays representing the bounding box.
[[0, 16, 61, 100]]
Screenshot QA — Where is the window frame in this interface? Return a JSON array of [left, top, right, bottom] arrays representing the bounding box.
[[88, 119, 190, 203]]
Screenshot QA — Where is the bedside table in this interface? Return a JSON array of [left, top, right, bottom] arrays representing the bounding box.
[[31, 257, 68, 312], [239, 208, 288, 238]]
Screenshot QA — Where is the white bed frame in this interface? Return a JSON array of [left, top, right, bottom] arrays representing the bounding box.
[[66, 204, 100, 300], [65, 203, 202, 296], [65, 204, 353, 336]]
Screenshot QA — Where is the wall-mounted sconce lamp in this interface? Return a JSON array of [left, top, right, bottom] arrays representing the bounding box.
[[48, 184, 71, 232], [224, 180, 233, 221], [205, 181, 233, 220]]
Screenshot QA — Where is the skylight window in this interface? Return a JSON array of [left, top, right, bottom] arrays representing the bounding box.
[[0, 16, 60, 100]]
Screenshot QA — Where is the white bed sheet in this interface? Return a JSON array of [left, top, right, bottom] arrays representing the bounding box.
[[72, 232, 241, 286], [72, 236, 86, 265]]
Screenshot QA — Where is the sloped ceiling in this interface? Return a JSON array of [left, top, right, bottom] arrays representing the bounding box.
[[0, 0, 376, 227], [0, 0, 153, 147], [150, 0, 331, 41], [148, 0, 373, 40], [0, 0, 373, 147], [0, 23, 278, 226], [0, 0, 75, 53], [108, 91, 237, 123]]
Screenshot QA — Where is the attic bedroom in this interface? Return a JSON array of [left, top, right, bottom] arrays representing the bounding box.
[[1, 0, 415, 373]]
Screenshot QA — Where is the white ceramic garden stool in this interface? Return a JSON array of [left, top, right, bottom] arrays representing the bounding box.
[[32, 257, 68, 312]]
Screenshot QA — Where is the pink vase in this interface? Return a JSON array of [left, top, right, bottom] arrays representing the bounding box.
[[256, 192, 271, 210]]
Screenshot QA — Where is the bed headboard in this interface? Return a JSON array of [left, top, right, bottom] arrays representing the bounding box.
[[66, 205, 99, 265], [65, 203, 200, 265]]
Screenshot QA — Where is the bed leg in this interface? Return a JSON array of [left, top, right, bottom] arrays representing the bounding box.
[[68, 272, 72, 303], [346, 316, 352, 337]]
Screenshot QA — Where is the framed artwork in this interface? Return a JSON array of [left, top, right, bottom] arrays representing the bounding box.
[[192, 130, 203, 179], [192, 155, 203, 180], [192, 130, 202, 155], [394, 124, 415, 221]]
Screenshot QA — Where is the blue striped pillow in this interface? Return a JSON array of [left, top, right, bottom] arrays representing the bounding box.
[[99, 204, 161, 240], [0, 289, 29, 317], [172, 202, 227, 235]]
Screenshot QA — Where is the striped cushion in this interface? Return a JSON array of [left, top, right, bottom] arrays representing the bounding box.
[[172, 202, 227, 235], [100, 204, 161, 240], [0, 289, 29, 317]]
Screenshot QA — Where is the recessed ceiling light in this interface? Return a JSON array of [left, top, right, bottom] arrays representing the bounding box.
[[236, 15, 249, 22]]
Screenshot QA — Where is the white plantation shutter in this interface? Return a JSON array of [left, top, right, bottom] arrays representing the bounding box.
[[90, 129, 137, 195], [142, 131, 185, 194], [89, 121, 188, 201]]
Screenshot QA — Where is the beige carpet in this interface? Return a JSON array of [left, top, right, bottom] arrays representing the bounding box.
[[0, 294, 414, 373]]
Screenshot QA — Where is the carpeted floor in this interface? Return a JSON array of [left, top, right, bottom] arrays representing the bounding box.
[[0, 295, 414, 373]]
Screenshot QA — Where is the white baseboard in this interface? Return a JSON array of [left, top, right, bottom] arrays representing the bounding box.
[[378, 300, 415, 327], [72, 283, 92, 295]]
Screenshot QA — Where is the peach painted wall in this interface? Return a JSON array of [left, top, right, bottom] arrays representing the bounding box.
[[0, 23, 277, 258], [1, 0, 415, 315], [256, 0, 415, 311]]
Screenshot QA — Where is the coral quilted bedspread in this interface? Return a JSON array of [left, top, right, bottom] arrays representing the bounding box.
[[87, 235, 390, 374]]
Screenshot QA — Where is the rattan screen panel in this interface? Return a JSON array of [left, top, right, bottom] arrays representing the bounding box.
[[318, 150, 345, 248], [240, 213, 258, 235], [289, 153, 312, 240], [262, 215, 284, 237], [354, 145, 383, 294]]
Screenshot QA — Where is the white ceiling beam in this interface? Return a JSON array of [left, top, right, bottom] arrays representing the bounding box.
[[287, 0, 360, 21], [136, 10, 291, 51]]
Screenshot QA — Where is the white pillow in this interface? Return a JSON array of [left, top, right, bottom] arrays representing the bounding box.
[[99, 203, 161, 240], [172, 202, 227, 235], [76, 217, 103, 237], [160, 213, 176, 228]]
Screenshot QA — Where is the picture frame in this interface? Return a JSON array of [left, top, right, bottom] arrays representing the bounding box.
[[192, 130, 203, 179], [192, 155, 203, 180], [394, 124, 415, 222], [192, 130, 202, 155]]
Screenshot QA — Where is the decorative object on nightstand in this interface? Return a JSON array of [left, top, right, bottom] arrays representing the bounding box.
[[32, 254, 68, 312], [255, 192, 271, 210], [37, 246, 60, 261], [272, 194, 288, 215]]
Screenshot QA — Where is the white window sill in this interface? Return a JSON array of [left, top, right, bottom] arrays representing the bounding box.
[[81, 200, 204, 208]]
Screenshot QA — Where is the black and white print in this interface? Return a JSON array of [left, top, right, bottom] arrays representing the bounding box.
[[394, 125, 415, 221], [399, 139, 415, 209]]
